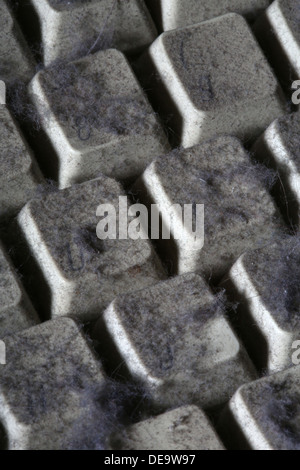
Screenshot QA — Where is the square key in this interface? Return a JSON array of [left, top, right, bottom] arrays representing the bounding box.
[[133, 136, 283, 279], [94, 273, 256, 410], [0, 2, 35, 85], [29, 49, 170, 188], [220, 365, 300, 450], [0, 106, 43, 220], [254, 0, 300, 85], [31, 0, 157, 65], [16, 175, 165, 321], [222, 236, 300, 373], [111, 405, 224, 450], [252, 112, 300, 227], [146, 0, 270, 31], [137, 13, 287, 147], [0, 243, 38, 338], [0, 317, 107, 450]]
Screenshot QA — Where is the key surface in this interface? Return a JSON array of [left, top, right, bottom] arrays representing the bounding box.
[[222, 236, 300, 373], [16, 175, 165, 321], [112, 405, 225, 450], [30, 0, 157, 65], [0, 2, 35, 85], [252, 112, 300, 227], [146, 0, 270, 31], [219, 365, 300, 450], [94, 273, 256, 410], [29, 49, 169, 188], [0, 243, 38, 338], [137, 13, 287, 148], [0, 106, 43, 220], [254, 0, 300, 86], [132, 136, 283, 279], [0, 317, 107, 450]]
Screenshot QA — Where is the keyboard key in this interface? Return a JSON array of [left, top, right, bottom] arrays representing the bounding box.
[[222, 236, 300, 373], [29, 49, 169, 188], [132, 136, 283, 279], [0, 106, 43, 220], [0, 317, 107, 450], [146, 0, 270, 31], [254, 0, 300, 86], [111, 405, 224, 450], [94, 273, 256, 410], [15, 176, 166, 322], [219, 365, 300, 450], [30, 0, 157, 65], [0, 244, 38, 338], [252, 112, 300, 227], [137, 13, 287, 148], [0, 2, 35, 85]]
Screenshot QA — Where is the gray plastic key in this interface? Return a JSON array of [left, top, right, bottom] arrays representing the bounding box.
[[222, 236, 300, 373], [0, 317, 107, 450], [137, 13, 287, 148], [0, 106, 43, 220], [132, 136, 283, 279], [219, 365, 300, 450], [146, 0, 270, 31], [254, 0, 300, 84], [0, 2, 35, 85], [94, 273, 256, 410], [112, 405, 225, 450], [31, 0, 157, 65], [29, 49, 170, 188], [0, 243, 38, 339], [252, 112, 300, 227]]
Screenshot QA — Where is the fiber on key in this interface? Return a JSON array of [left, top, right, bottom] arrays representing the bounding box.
[[28, 49, 170, 188], [0, 318, 107, 450], [222, 235, 300, 374], [111, 406, 224, 450], [94, 273, 256, 410], [137, 13, 287, 147], [29, 0, 157, 65], [252, 112, 300, 228], [15, 175, 165, 321], [219, 364, 300, 450], [0, 106, 43, 221], [0, 2, 35, 85], [0, 243, 39, 339], [146, 0, 270, 31], [132, 136, 284, 279]]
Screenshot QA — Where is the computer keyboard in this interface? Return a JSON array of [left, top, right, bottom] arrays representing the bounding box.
[[1, 0, 300, 451]]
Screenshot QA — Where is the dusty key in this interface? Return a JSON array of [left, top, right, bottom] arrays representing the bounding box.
[[132, 136, 283, 279], [0, 2, 35, 85], [111, 405, 224, 450], [252, 112, 300, 227], [15, 175, 165, 321], [219, 365, 300, 450], [94, 273, 256, 410], [254, 0, 300, 86], [137, 13, 287, 148], [30, 0, 157, 65], [0, 106, 43, 220], [146, 0, 270, 31], [222, 236, 300, 373], [0, 317, 109, 450], [28, 48, 169, 188], [0, 243, 38, 339]]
